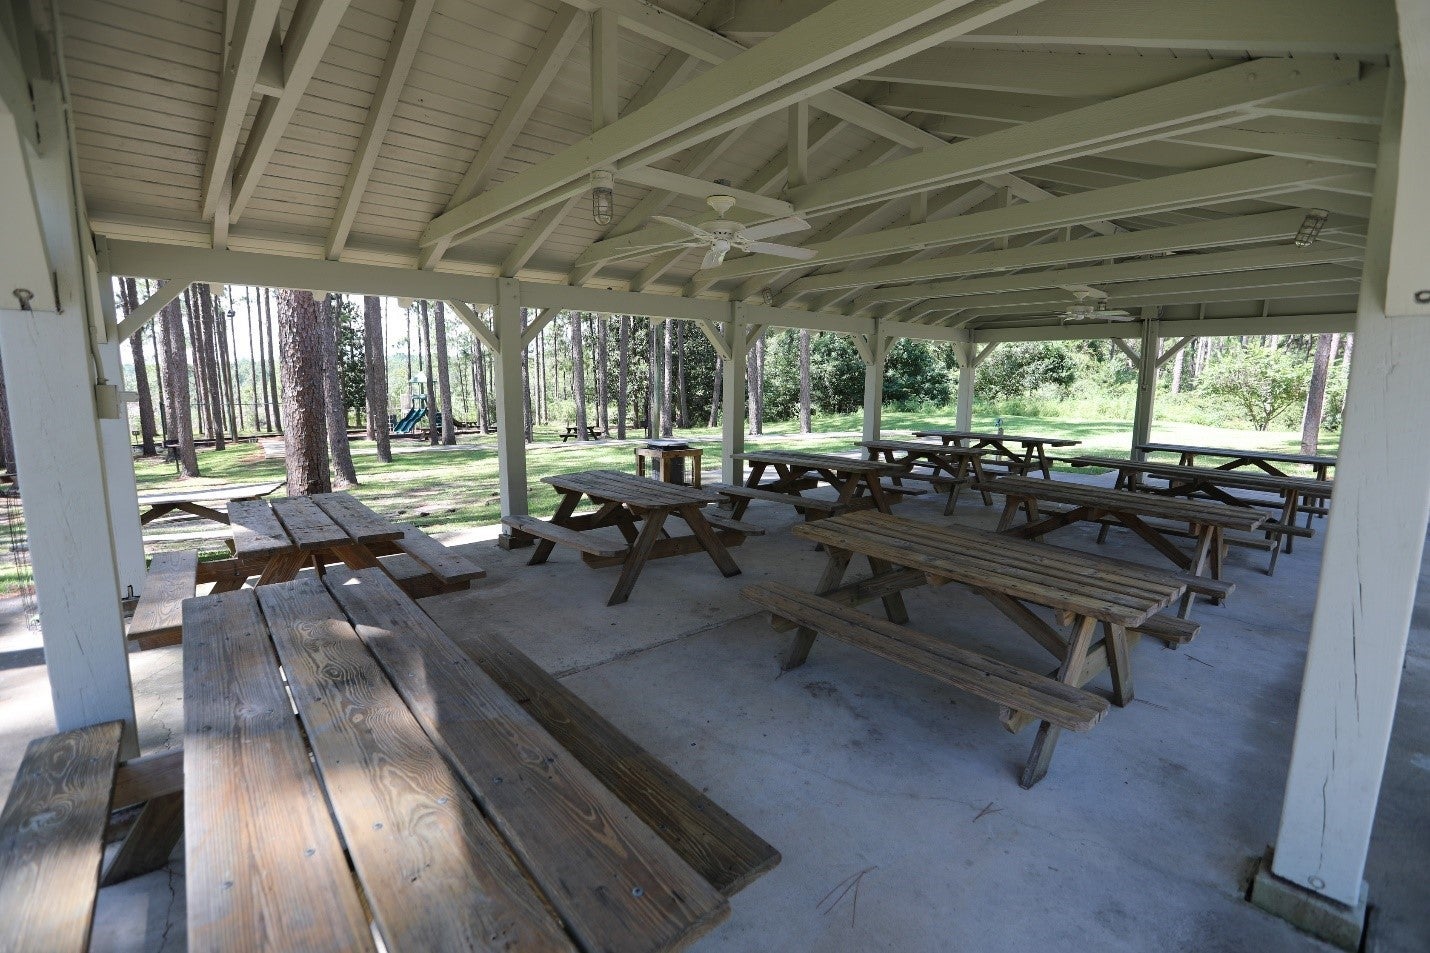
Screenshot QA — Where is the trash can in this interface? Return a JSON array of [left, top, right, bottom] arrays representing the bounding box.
[[646, 440, 690, 485]]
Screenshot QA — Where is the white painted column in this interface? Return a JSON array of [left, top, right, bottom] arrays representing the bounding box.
[[1269, 59, 1427, 908], [1130, 310, 1159, 458], [955, 340, 976, 430], [861, 334, 886, 444], [492, 278, 529, 540], [93, 266, 146, 597], [721, 305, 747, 485]]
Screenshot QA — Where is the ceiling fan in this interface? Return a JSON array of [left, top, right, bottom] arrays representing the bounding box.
[[652, 194, 815, 269], [1055, 285, 1135, 323]]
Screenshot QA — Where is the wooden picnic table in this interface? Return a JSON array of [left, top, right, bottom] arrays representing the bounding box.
[[728, 449, 907, 517], [504, 469, 749, 606], [979, 475, 1266, 617], [1064, 455, 1332, 573], [1136, 442, 1336, 480], [910, 429, 1080, 478], [180, 568, 736, 953], [742, 510, 1188, 788], [216, 491, 485, 596], [135, 480, 284, 525], [859, 439, 992, 514]]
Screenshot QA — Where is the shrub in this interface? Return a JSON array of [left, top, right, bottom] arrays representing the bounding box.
[[1197, 343, 1310, 431]]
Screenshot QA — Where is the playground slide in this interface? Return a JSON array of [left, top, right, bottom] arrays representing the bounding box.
[[392, 408, 422, 433]]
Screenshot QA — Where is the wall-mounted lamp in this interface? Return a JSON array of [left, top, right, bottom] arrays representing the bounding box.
[[1294, 209, 1329, 247], [591, 170, 615, 226]]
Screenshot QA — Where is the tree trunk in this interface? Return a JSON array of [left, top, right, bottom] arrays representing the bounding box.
[[183, 287, 207, 437], [159, 293, 200, 477], [319, 295, 358, 487], [617, 315, 629, 439], [217, 290, 240, 439], [521, 309, 534, 442], [0, 356, 15, 485], [122, 279, 158, 455], [798, 328, 812, 433], [1169, 344, 1184, 394], [708, 355, 722, 427], [595, 315, 609, 433], [661, 318, 674, 437], [647, 320, 658, 439], [675, 321, 687, 427], [434, 301, 456, 444], [1299, 333, 1335, 454], [570, 311, 589, 439], [265, 288, 283, 432], [748, 332, 764, 435], [418, 301, 437, 445], [363, 295, 392, 463], [150, 317, 169, 445], [474, 334, 490, 432], [197, 284, 227, 450], [276, 290, 332, 496]]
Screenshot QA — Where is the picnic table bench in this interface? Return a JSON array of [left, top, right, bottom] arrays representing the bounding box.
[[503, 469, 756, 605], [910, 429, 1080, 478], [1064, 455, 1331, 573], [860, 439, 991, 513], [721, 449, 909, 521], [135, 479, 284, 525], [742, 510, 1188, 787]]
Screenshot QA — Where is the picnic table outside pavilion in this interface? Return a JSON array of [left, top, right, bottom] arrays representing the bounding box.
[[741, 510, 1189, 788], [503, 469, 752, 605], [1136, 442, 1337, 481], [135, 480, 285, 526], [910, 430, 1081, 478]]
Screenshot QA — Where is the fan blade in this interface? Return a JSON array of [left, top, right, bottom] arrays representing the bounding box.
[[701, 247, 728, 269], [1059, 283, 1108, 300], [740, 216, 810, 241], [652, 215, 712, 240], [744, 241, 816, 261]]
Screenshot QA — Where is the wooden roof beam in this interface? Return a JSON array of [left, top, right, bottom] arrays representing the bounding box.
[[790, 59, 1361, 218], [228, 0, 354, 222], [325, 0, 436, 261], [694, 156, 1348, 288], [419, 5, 587, 270], [200, 0, 283, 220], [421, 0, 1046, 249]]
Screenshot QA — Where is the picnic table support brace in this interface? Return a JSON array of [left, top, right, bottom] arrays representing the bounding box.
[[1257, 58, 1423, 948]]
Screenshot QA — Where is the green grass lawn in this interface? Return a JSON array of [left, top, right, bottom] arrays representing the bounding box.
[[0, 409, 1339, 597]]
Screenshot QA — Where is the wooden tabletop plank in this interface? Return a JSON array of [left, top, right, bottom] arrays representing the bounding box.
[[309, 493, 405, 544], [860, 440, 989, 456], [543, 469, 723, 507], [1065, 455, 1332, 495], [326, 570, 729, 953], [228, 499, 295, 558], [0, 721, 123, 953], [794, 513, 1179, 626], [136, 480, 285, 508], [255, 578, 576, 953], [732, 450, 901, 473], [182, 589, 375, 953], [1136, 442, 1336, 468], [984, 475, 1269, 531], [270, 497, 351, 550], [912, 430, 1082, 447]]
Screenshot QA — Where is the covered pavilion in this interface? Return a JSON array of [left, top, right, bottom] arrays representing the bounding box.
[[0, 0, 1426, 948]]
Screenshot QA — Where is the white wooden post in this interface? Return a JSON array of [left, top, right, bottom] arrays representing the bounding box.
[[721, 304, 747, 484], [861, 334, 887, 444], [93, 265, 146, 597], [493, 278, 530, 543], [1130, 309, 1159, 458], [0, 58, 137, 753], [955, 340, 976, 430], [1262, 58, 1427, 919]]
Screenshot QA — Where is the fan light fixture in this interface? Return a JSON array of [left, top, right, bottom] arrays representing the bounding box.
[[591, 170, 615, 226], [1295, 209, 1329, 247]]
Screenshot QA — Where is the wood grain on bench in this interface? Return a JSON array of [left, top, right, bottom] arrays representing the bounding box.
[[128, 551, 198, 649]]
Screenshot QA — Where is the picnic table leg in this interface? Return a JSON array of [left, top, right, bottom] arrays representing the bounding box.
[[1178, 527, 1218, 618], [1021, 614, 1097, 788], [139, 502, 180, 525], [607, 509, 668, 605], [865, 556, 910, 625], [861, 473, 893, 514], [1032, 445, 1051, 478], [1102, 621, 1134, 706], [257, 550, 307, 585], [677, 505, 741, 578], [782, 548, 853, 671], [995, 497, 1023, 532], [530, 491, 584, 565]]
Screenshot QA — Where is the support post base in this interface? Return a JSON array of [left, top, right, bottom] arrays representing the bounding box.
[[496, 532, 533, 551], [1249, 849, 1368, 951]]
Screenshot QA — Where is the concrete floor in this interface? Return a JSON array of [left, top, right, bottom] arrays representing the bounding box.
[[1, 472, 1426, 952]]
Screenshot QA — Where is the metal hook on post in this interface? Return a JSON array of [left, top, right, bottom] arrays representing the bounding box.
[[12, 289, 35, 311]]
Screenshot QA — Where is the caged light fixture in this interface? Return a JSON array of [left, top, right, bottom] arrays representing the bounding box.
[[1294, 208, 1329, 247], [591, 170, 615, 226]]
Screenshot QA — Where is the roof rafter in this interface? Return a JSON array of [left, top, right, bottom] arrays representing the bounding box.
[[200, 0, 284, 220], [421, 0, 1046, 248], [325, 0, 437, 261]]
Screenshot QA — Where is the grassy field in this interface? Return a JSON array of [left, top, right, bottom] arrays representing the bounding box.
[[0, 408, 1339, 597]]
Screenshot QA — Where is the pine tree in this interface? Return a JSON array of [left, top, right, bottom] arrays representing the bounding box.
[[617, 314, 629, 439], [159, 292, 199, 476], [570, 311, 588, 439], [1300, 333, 1335, 454], [121, 278, 158, 455], [363, 296, 392, 463], [276, 290, 331, 495], [434, 301, 456, 445], [196, 284, 226, 450], [798, 329, 812, 433], [319, 294, 358, 487]]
